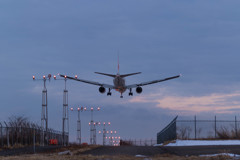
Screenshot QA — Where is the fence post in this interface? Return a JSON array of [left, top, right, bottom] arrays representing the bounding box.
[[0, 123, 2, 147], [33, 129, 35, 154], [4, 122, 9, 147], [235, 116, 237, 138], [214, 116, 217, 138], [194, 115, 196, 139]]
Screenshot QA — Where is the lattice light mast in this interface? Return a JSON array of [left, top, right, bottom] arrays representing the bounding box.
[[54, 74, 69, 146], [88, 107, 100, 145], [70, 107, 84, 144], [33, 74, 52, 146], [98, 122, 110, 145]]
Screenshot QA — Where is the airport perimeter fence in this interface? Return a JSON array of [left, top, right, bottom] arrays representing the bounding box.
[[121, 139, 157, 146], [157, 116, 240, 144], [0, 122, 68, 147]]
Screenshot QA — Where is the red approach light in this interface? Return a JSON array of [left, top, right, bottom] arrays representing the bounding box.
[[97, 107, 100, 111], [84, 107, 87, 111], [111, 131, 113, 134], [48, 74, 51, 79], [81, 107, 83, 110], [89, 122, 91, 125], [70, 108, 73, 111], [107, 131, 109, 134], [64, 75, 67, 79], [91, 107, 93, 111], [99, 131, 101, 134], [75, 75, 78, 79], [77, 107, 80, 111], [118, 137, 120, 139], [103, 122, 106, 125], [108, 122, 111, 125], [32, 76, 35, 80], [53, 75, 56, 80], [114, 131, 117, 134], [43, 75, 46, 79]]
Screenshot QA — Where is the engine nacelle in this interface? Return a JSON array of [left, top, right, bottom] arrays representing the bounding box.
[[136, 87, 142, 94], [99, 87, 106, 94]]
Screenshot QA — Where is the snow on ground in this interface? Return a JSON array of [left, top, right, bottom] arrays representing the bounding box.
[[200, 153, 240, 158], [154, 140, 240, 146]]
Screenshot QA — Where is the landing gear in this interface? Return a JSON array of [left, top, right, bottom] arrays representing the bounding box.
[[129, 88, 133, 96], [107, 88, 112, 96], [120, 93, 123, 98]]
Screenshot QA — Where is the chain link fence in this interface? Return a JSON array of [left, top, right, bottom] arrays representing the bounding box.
[[120, 139, 157, 146], [157, 116, 240, 144], [0, 122, 68, 147]]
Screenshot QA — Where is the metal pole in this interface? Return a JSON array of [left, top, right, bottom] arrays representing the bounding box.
[[103, 124, 106, 145], [41, 79, 48, 146], [90, 109, 93, 144], [62, 79, 68, 146], [0, 123, 2, 147], [215, 116, 217, 139], [4, 122, 9, 147], [235, 116, 237, 138], [194, 115, 196, 139], [77, 109, 81, 145], [33, 129, 35, 154]]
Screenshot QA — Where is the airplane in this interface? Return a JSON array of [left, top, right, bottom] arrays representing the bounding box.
[[59, 63, 180, 98]]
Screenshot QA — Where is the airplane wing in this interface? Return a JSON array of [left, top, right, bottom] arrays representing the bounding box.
[[126, 75, 181, 89], [59, 74, 115, 89]]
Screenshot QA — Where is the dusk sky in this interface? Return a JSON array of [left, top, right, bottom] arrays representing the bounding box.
[[1, 1, 240, 143]]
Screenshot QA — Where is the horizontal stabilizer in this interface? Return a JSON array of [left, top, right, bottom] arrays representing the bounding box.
[[95, 72, 116, 78], [120, 72, 141, 78]]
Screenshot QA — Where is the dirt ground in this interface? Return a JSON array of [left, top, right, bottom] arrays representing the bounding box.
[[0, 145, 239, 160]]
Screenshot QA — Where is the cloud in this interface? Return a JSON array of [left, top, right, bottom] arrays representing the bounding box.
[[129, 91, 240, 115]]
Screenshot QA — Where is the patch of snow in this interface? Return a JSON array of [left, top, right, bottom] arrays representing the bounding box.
[[135, 155, 147, 157], [200, 153, 240, 158], [154, 140, 240, 146]]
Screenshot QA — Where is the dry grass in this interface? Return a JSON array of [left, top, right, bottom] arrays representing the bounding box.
[[0, 145, 236, 160], [0, 154, 235, 160]]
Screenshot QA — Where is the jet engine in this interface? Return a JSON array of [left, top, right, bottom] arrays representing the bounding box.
[[99, 87, 106, 94], [136, 87, 142, 94]]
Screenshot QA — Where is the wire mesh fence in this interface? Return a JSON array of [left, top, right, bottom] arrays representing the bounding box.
[[177, 116, 240, 140], [0, 122, 68, 147], [120, 139, 157, 146], [157, 116, 240, 144]]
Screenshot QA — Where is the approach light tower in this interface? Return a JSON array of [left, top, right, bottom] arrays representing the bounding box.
[[54, 74, 69, 146], [70, 107, 84, 144], [33, 74, 52, 146], [85, 107, 100, 145], [98, 122, 111, 145]]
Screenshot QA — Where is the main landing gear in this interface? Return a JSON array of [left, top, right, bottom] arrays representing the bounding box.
[[107, 88, 112, 96], [129, 88, 133, 96]]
